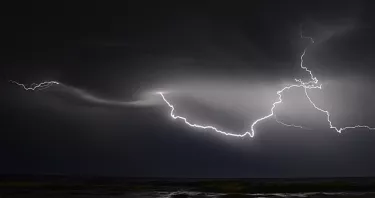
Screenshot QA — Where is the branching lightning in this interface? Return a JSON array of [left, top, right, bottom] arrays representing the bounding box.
[[296, 32, 375, 133], [159, 83, 306, 138], [303, 86, 375, 133], [158, 29, 375, 137], [9, 29, 375, 138], [9, 80, 60, 91]]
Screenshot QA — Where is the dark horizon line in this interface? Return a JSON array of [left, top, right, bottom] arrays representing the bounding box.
[[1, 173, 375, 180]]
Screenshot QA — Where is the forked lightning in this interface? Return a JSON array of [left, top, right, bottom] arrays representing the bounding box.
[[10, 30, 375, 138], [158, 31, 375, 137]]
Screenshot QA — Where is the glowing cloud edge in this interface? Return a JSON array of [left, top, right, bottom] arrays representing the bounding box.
[[156, 32, 375, 137], [9, 31, 375, 138]]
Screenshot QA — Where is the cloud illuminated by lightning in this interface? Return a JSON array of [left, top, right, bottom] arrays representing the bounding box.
[[158, 30, 375, 137], [9, 80, 159, 107], [9, 29, 375, 138], [296, 31, 375, 133]]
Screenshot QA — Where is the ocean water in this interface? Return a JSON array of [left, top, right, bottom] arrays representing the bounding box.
[[2, 176, 375, 197], [1, 189, 375, 197], [2, 189, 375, 197]]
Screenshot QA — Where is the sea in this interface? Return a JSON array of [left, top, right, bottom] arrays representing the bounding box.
[[1, 176, 375, 197]]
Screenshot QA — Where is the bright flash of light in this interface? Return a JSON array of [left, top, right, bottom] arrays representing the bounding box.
[[9, 29, 375, 138], [159, 83, 308, 138], [158, 30, 375, 137]]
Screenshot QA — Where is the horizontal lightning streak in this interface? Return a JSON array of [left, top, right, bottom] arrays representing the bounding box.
[[304, 87, 375, 133], [159, 83, 306, 138], [275, 116, 310, 130], [158, 30, 375, 137], [9, 29, 375, 138], [9, 80, 60, 91], [159, 92, 253, 137]]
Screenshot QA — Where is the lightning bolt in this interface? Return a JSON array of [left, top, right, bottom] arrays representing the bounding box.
[[159, 83, 309, 138], [295, 31, 375, 133], [9, 29, 375, 138], [275, 115, 310, 130], [304, 88, 375, 133], [9, 80, 60, 91], [158, 29, 375, 137], [159, 92, 253, 137]]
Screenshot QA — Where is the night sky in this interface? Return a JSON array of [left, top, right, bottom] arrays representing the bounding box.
[[2, 0, 375, 178]]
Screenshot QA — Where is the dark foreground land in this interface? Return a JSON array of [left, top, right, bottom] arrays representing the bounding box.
[[1, 175, 375, 197]]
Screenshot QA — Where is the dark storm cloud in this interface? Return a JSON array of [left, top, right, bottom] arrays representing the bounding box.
[[1, 0, 375, 177]]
